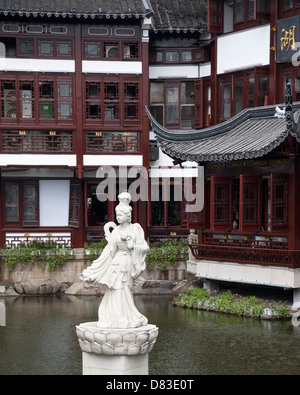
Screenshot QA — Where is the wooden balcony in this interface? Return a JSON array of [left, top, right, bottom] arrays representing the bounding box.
[[189, 232, 300, 269], [85, 131, 140, 154], [2, 131, 73, 153]]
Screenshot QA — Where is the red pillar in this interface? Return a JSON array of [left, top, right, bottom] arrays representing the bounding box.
[[140, 25, 150, 237], [72, 23, 85, 248]]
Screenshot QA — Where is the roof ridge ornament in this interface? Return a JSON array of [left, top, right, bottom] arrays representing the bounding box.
[[285, 82, 294, 133]]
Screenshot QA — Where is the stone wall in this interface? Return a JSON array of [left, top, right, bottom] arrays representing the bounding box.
[[0, 252, 189, 295]]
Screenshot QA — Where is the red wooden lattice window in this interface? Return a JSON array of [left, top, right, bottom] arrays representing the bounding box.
[[39, 80, 54, 119], [194, 80, 203, 129], [69, 180, 80, 228], [57, 81, 72, 120], [4, 181, 39, 227], [124, 81, 139, 121], [1, 79, 16, 118], [86, 81, 101, 119], [19, 80, 35, 119], [23, 182, 39, 227], [240, 176, 261, 231], [271, 174, 288, 230], [211, 177, 232, 230], [208, 0, 224, 33], [104, 81, 119, 120]]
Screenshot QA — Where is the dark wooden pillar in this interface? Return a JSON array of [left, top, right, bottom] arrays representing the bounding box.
[[288, 154, 300, 266], [140, 26, 150, 236], [72, 23, 85, 248]]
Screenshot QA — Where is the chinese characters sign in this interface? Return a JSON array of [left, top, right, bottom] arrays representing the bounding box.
[[280, 25, 296, 53], [277, 16, 300, 63]]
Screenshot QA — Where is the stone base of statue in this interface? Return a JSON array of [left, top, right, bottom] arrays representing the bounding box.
[[76, 322, 159, 375]]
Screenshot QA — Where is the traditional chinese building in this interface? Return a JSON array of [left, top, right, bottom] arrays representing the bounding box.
[[0, 0, 155, 249], [0, 0, 209, 249], [147, 0, 300, 307]]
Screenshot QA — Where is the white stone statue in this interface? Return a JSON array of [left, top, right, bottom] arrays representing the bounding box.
[[79, 192, 149, 329]]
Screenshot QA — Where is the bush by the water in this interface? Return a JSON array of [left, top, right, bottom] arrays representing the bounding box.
[[173, 288, 291, 320]]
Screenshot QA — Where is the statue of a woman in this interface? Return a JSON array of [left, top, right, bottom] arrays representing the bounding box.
[[79, 192, 149, 329]]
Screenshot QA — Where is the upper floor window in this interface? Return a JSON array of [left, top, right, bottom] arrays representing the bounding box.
[[281, 67, 300, 102], [0, 75, 73, 123], [84, 77, 140, 126], [0, 37, 73, 58], [209, 0, 270, 33], [279, 0, 300, 16], [219, 69, 269, 121], [83, 40, 140, 60], [150, 48, 206, 64], [150, 81, 195, 129]]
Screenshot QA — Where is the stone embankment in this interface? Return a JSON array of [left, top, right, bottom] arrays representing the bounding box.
[[0, 276, 199, 297], [0, 251, 194, 296]]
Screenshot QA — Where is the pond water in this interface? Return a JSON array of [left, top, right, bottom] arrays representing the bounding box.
[[0, 294, 300, 375]]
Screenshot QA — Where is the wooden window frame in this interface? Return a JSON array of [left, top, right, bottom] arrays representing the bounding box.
[[280, 65, 300, 103], [210, 177, 233, 231], [239, 175, 262, 232], [3, 180, 39, 227], [85, 80, 101, 120], [84, 76, 141, 127], [150, 48, 196, 65], [69, 180, 80, 228], [270, 174, 288, 232], [16, 37, 73, 59], [16, 38, 34, 57], [123, 79, 140, 124], [83, 40, 140, 61], [22, 181, 39, 227], [279, 0, 300, 18], [104, 79, 120, 122], [208, 0, 224, 33], [194, 80, 203, 129], [150, 179, 186, 228], [218, 69, 269, 122], [0, 73, 74, 124]]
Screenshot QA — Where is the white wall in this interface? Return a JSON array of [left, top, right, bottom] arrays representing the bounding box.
[[217, 24, 270, 74], [39, 180, 70, 227], [0, 58, 75, 73], [82, 60, 142, 74], [149, 64, 199, 79], [0, 154, 76, 167]]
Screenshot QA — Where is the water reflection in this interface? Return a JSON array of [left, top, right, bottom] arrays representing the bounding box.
[[0, 294, 300, 375]]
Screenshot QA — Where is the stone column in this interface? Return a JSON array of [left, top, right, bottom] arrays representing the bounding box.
[[76, 322, 158, 375], [293, 288, 300, 310]]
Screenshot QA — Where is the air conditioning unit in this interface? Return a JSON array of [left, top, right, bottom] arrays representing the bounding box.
[[105, 45, 118, 58]]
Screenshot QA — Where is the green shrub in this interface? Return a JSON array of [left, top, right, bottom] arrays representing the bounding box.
[[174, 288, 291, 320], [145, 239, 189, 272], [1, 241, 71, 271]]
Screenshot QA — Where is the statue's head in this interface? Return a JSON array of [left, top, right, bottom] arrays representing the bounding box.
[[115, 192, 132, 223]]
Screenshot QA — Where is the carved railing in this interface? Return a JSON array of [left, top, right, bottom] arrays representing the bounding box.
[[189, 232, 300, 268], [86, 131, 140, 154], [2, 131, 73, 153]]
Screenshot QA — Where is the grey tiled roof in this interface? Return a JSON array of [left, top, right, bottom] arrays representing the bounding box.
[[0, 0, 153, 19], [150, 0, 207, 33], [145, 105, 297, 163], [0, 0, 207, 30]]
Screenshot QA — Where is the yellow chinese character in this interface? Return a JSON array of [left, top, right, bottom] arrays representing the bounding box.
[[281, 25, 296, 52]]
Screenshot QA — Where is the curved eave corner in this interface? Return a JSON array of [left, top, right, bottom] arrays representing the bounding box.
[[145, 104, 300, 164]]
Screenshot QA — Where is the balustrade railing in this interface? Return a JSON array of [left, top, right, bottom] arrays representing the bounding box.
[[2, 131, 73, 153], [86, 131, 140, 154], [189, 232, 300, 268]]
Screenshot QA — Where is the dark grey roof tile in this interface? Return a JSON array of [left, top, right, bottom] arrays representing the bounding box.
[[0, 0, 153, 18], [150, 0, 207, 32]]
